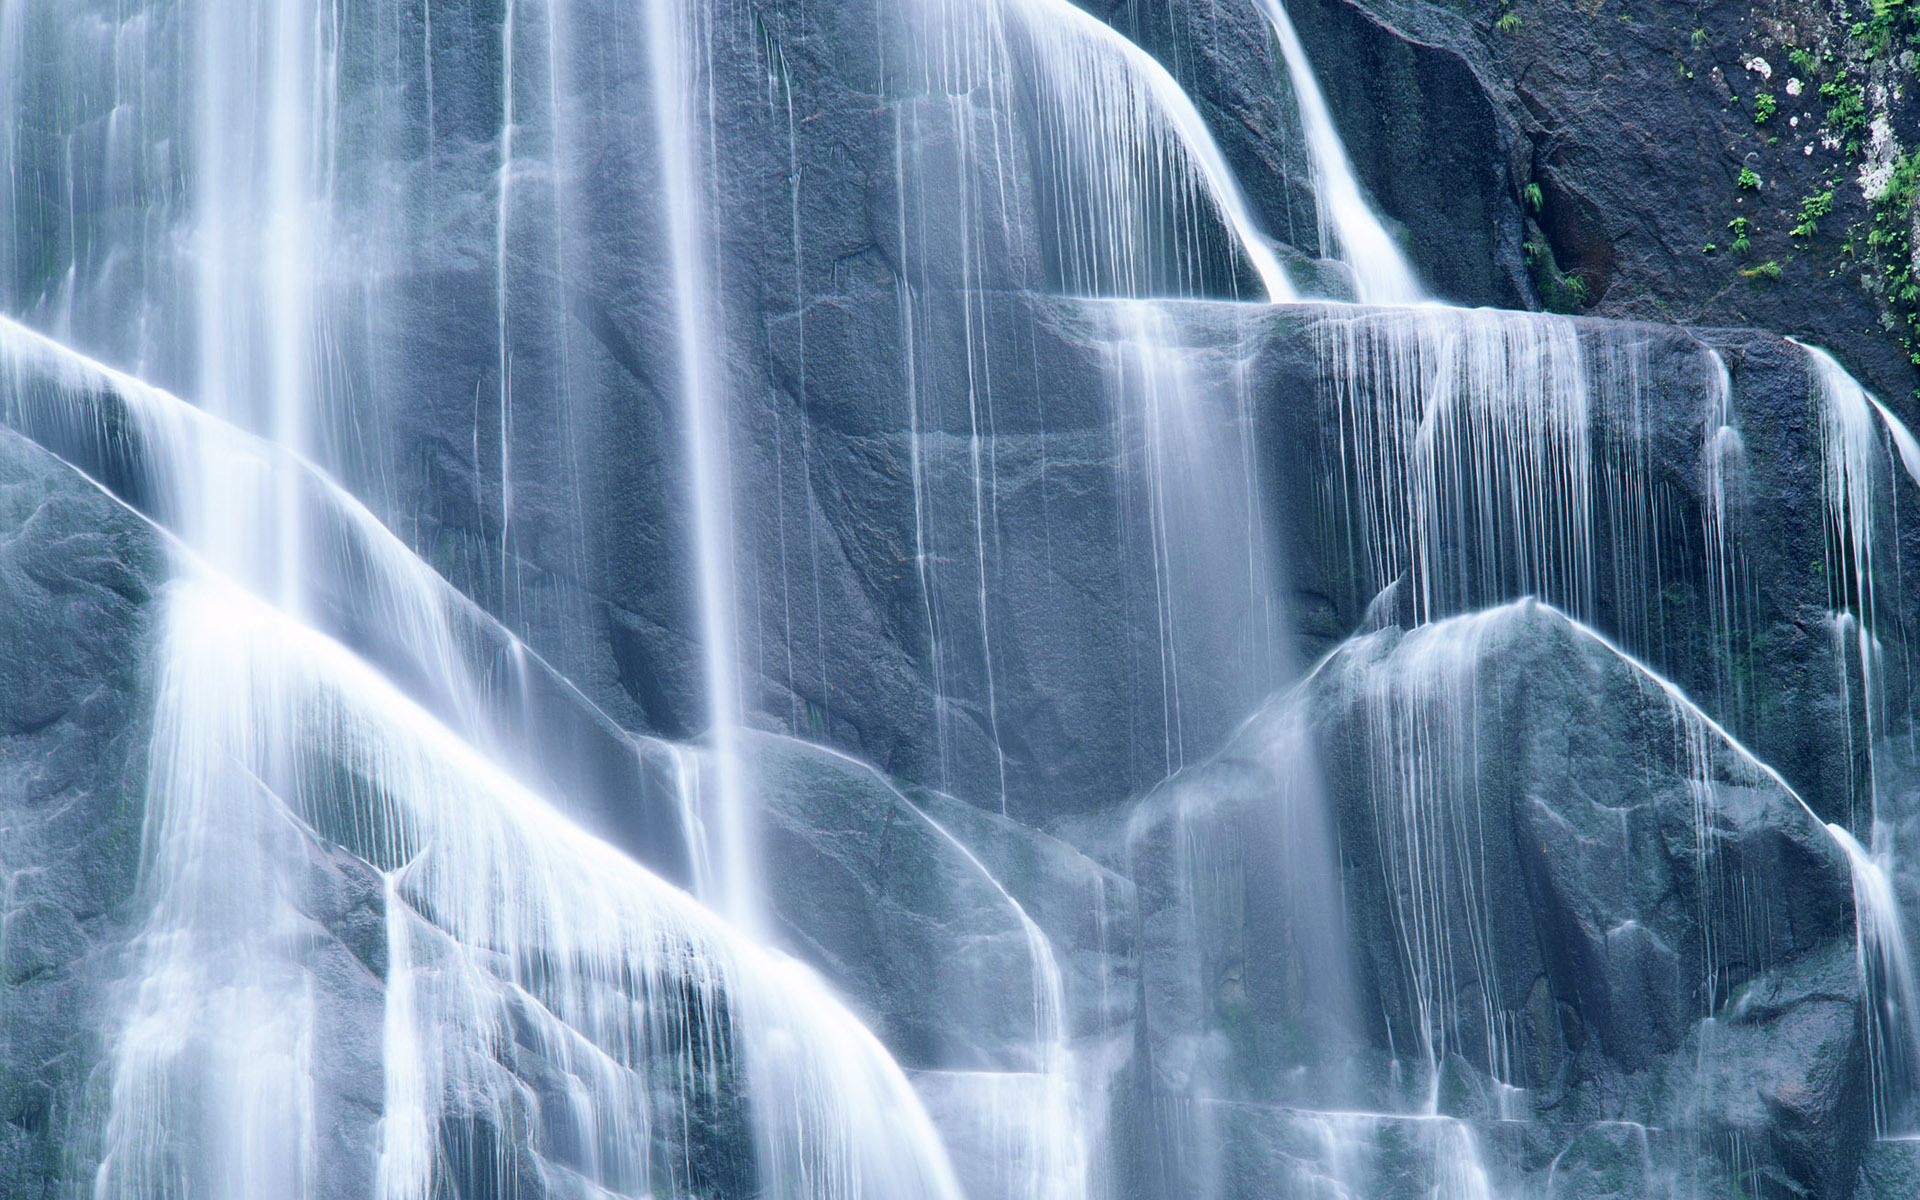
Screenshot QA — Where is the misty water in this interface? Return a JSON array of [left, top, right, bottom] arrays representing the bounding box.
[[3, 0, 1919, 1197]]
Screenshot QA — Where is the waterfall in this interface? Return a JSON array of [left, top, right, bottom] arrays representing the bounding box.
[[646, 0, 756, 928], [1801, 342, 1920, 832], [1702, 349, 1752, 722], [2, 0, 1347, 1187], [1096, 299, 1283, 781], [0, 314, 565, 784], [1807, 343, 1895, 828], [1254, 0, 1424, 304], [0, 309, 969, 1200], [1316, 599, 1807, 1100], [887, 0, 1312, 810], [94, 575, 967, 1200], [1830, 825, 1920, 1137], [909, 801, 1090, 1200], [1344, 610, 1526, 1103], [1793, 344, 1920, 1139], [1875, 395, 1920, 489], [1122, 594, 1859, 1196], [8, 0, 1920, 1195], [1317, 307, 1605, 625], [923, 0, 1295, 301]]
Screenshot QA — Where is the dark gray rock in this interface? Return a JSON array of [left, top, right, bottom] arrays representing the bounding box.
[[1858, 1137, 1920, 1199], [3, 1, 1913, 1197], [1544, 1121, 1658, 1200], [1278, 0, 1920, 406], [0, 328, 695, 885], [1243, 303, 1905, 829]]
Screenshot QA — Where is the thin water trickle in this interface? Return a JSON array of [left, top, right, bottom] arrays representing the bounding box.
[[1255, 0, 1423, 304], [1100, 299, 1284, 791], [646, 0, 757, 928], [1799, 341, 1920, 834], [910, 801, 1090, 1200], [1318, 307, 1601, 625], [1702, 348, 1750, 721], [1875, 395, 1920, 489], [1830, 824, 1920, 1137]]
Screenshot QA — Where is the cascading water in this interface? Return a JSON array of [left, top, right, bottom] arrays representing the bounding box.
[[0, 308, 977, 1199], [645, 0, 758, 929], [884, 0, 1309, 813], [1801, 343, 1920, 827], [1808, 343, 1898, 828], [896, 0, 1296, 303], [8, 0, 1920, 1198], [1792, 343, 1920, 1140], [1831, 825, 1920, 1137], [1313, 306, 1686, 633], [0, 0, 1105, 1186], [908, 802, 1090, 1200], [1094, 299, 1284, 781], [1702, 349, 1753, 722], [99, 574, 969, 1200], [1254, 0, 1422, 304]]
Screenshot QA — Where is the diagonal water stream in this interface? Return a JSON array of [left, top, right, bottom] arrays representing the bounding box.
[[1254, 0, 1424, 303]]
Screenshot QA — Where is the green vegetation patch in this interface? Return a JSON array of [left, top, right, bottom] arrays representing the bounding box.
[[1867, 152, 1920, 365]]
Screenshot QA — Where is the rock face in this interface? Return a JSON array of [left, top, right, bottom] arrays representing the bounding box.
[[0, 426, 163, 1191], [12, 0, 1910, 830], [755, 730, 1128, 1072], [1109, 0, 1534, 309], [1121, 601, 1869, 1199]]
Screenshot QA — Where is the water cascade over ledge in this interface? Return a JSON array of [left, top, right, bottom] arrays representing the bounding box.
[[4, 1, 1920, 1198]]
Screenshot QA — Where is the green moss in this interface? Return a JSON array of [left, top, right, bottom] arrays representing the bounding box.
[[1866, 152, 1920, 368], [1778, 12, 1915, 391], [1742, 260, 1785, 283], [1527, 238, 1591, 312]]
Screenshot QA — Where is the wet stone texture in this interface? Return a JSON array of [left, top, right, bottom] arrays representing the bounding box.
[[0, 426, 162, 1191], [1116, 602, 1870, 1200]]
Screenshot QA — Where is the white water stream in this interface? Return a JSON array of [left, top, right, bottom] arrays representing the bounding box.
[[8, 0, 1920, 1195]]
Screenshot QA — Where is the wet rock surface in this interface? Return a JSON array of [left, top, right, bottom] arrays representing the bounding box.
[[0, 427, 161, 1192], [2, 0, 1917, 1197], [1118, 601, 1869, 1199]]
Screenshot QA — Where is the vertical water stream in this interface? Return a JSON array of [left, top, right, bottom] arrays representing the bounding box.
[[6, 0, 1920, 1196]]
